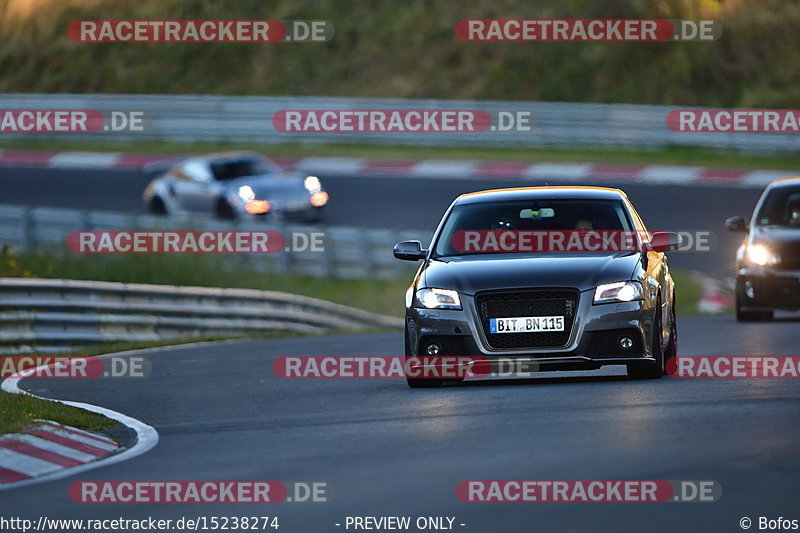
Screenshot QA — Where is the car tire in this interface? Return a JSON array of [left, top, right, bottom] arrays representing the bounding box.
[[627, 299, 665, 380], [147, 196, 168, 216], [405, 320, 443, 389], [216, 197, 236, 220], [664, 295, 677, 364]]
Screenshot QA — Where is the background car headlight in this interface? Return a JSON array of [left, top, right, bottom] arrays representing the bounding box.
[[414, 288, 462, 310], [745, 244, 780, 267], [304, 175, 322, 193], [237, 185, 255, 202], [594, 281, 643, 304]]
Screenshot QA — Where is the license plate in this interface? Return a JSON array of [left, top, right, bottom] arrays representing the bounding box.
[[489, 316, 565, 333]]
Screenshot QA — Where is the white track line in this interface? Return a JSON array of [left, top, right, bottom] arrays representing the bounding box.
[[524, 163, 593, 181], [0, 339, 248, 490], [293, 157, 364, 175], [0, 150, 796, 189], [48, 152, 121, 169], [410, 160, 478, 178], [638, 165, 703, 185]]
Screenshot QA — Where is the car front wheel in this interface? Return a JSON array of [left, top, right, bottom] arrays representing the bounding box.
[[216, 197, 237, 220], [627, 300, 665, 380], [147, 196, 168, 215]]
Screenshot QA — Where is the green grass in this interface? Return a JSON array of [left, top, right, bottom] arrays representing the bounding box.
[[2, 0, 800, 108], [2, 248, 410, 318], [671, 269, 704, 316], [0, 392, 119, 435], [3, 138, 800, 172]]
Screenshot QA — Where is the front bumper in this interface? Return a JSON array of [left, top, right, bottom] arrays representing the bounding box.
[[406, 290, 656, 371], [737, 267, 800, 310], [233, 204, 324, 222]]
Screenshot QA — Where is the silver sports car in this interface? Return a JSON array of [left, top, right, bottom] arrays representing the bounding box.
[[142, 152, 328, 222]]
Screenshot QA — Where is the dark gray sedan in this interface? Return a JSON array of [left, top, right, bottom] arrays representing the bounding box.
[[725, 176, 800, 321], [143, 152, 328, 222], [394, 186, 681, 387]]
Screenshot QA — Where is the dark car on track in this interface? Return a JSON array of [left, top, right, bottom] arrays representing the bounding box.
[[725, 176, 800, 321], [393, 186, 682, 387], [142, 151, 328, 222]]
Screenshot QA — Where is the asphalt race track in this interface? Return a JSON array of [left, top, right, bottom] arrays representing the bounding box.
[[0, 165, 764, 275], [3, 163, 797, 532], [3, 314, 800, 532]]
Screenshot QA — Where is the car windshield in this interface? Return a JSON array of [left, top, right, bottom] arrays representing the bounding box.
[[755, 186, 800, 227], [433, 198, 635, 257], [210, 157, 279, 181]]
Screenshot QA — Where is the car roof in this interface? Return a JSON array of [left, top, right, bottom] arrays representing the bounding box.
[[193, 151, 271, 163], [454, 186, 628, 205], [767, 176, 800, 190]]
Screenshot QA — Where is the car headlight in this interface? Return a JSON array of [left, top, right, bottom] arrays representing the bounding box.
[[414, 288, 462, 310], [594, 281, 643, 304], [237, 185, 255, 202], [304, 175, 322, 193], [745, 244, 780, 267]]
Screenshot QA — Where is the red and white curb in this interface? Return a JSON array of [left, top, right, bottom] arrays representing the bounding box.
[[0, 420, 119, 484], [0, 349, 159, 490], [691, 271, 735, 313], [0, 149, 794, 189]]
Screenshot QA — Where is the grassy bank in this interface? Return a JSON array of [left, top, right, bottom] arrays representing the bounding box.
[[2, 0, 800, 107], [0, 392, 119, 435]]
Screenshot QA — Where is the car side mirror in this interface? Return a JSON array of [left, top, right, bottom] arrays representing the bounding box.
[[647, 232, 683, 252], [724, 215, 749, 233], [393, 240, 427, 261]]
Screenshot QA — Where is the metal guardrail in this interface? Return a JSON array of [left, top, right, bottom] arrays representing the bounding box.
[[0, 278, 404, 354], [0, 203, 425, 280], [1, 93, 798, 152]]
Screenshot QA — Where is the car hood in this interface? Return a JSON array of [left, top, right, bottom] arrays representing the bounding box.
[[421, 253, 641, 295]]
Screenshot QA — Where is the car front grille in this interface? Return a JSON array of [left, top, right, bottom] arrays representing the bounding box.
[[476, 290, 578, 349]]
